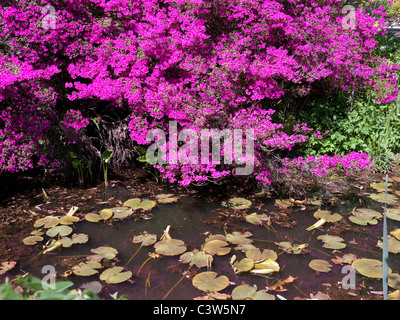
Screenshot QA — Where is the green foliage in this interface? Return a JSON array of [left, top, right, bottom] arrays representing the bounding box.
[[0, 275, 100, 300], [101, 150, 113, 187], [69, 152, 92, 185]]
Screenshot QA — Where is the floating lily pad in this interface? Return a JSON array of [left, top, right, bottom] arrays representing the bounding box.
[[99, 209, 113, 220], [370, 182, 393, 192], [46, 225, 73, 238], [389, 273, 400, 290], [222, 197, 252, 210], [72, 233, 89, 244], [155, 194, 178, 204], [85, 213, 103, 223], [349, 208, 382, 226], [277, 241, 308, 254], [234, 243, 257, 253], [352, 258, 392, 278], [80, 281, 103, 294], [205, 234, 227, 242], [226, 231, 252, 245], [192, 271, 229, 292], [275, 199, 294, 208], [180, 251, 213, 268], [123, 198, 141, 209], [377, 235, 400, 254], [59, 216, 80, 225], [30, 229, 44, 236], [111, 206, 133, 219], [390, 229, 400, 241], [203, 240, 231, 256], [317, 235, 346, 250], [368, 193, 398, 204], [231, 284, 275, 300], [88, 246, 118, 262], [123, 199, 157, 211], [245, 248, 277, 262], [232, 258, 254, 273], [72, 261, 102, 276], [309, 259, 332, 273], [34, 216, 59, 229], [251, 259, 280, 274], [154, 239, 187, 256], [245, 212, 270, 226], [23, 235, 43, 245], [132, 233, 157, 246], [59, 237, 74, 248], [99, 266, 132, 284], [313, 210, 342, 222], [387, 209, 400, 221]]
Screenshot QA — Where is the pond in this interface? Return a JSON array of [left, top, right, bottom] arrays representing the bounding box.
[[9, 175, 400, 300]]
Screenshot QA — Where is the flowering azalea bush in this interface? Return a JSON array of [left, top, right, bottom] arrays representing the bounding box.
[[0, 0, 398, 185]]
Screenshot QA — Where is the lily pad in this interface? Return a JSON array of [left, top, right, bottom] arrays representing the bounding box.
[[30, 229, 45, 236], [309, 259, 332, 273], [46, 225, 73, 238], [80, 281, 103, 294], [313, 210, 342, 222], [123, 198, 141, 209], [99, 266, 132, 284], [387, 209, 400, 221], [317, 235, 346, 250], [226, 231, 253, 245], [192, 271, 229, 292], [245, 212, 270, 226], [132, 233, 157, 246], [349, 208, 382, 226], [154, 238, 187, 256], [205, 234, 227, 242], [368, 193, 398, 204], [231, 284, 275, 300], [203, 240, 231, 256], [71, 233, 89, 244], [59, 216, 80, 225], [377, 235, 400, 254], [245, 248, 277, 262], [34, 216, 59, 229], [88, 246, 118, 262], [99, 209, 113, 220], [275, 199, 294, 208], [180, 251, 213, 268], [111, 206, 133, 219], [72, 261, 102, 276], [389, 273, 400, 290], [23, 235, 44, 245], [390, 229, 400, 241], [155, 194, 178, 204], [85, 213, 103, 223], [232, 258, 254, 273], [124, 199, 157, 211], [370, 182, 393, 192], [222, 197, 252, 210], [277, 241, 308, 254], [352, 258, 392, 278], [251, 259, 280, 274], [59, 237, 74, 248]]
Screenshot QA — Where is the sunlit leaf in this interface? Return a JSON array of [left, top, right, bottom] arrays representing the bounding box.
[[155, 194, 178, 204], [313, 210, 342, 222], [99, 209, 113, 220], [73, 261, 102, 276], [222, 197, 252, 210], [370, 182, 393, 192], [72, 233, 89, 244], [245, 212, 270, 226], [390, 229, 400, 241], [245, 248, 277, 262], [251, 259, 280, 274], [59, 216, 80, 225], [317, 235, 346, 250], [389, 273, 400, 290], [46, 225, 73, 238], [277, 241, 308, 254], [232, 258, 254, 273], [352, 258, 392, 278], [387, 208, 400, 221], [309, 259, 332, 273], [368, 193, 398, 204], [85, 213, 103, 223], [192, 271, 229, 292], [23, 235, 43, 245], [132, 233, 157, 246], [377, 235, 400, 254], [34, 216, 59, 229], [203, 240, 231, 256], [99, 266, 132, 284], [231, 284, 275, 300], [226, 231, 252, 245], [275, 199, 293, 208], [154, 238, 187, 256], [180, 251, 213, 268], [111, 206, 133, 219], [88, 246, 118, 262]]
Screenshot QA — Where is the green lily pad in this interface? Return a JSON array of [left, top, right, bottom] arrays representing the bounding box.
[[377, 235, 400, 254], [155, 194, 178, 204], [231, 284, 275, 300], [277, 241, 308, 254], [388, 273, 400, 290], [222, 197, 252, 210], [23, 235, 44, 245], [205, 234, 227, 242], [46, 225, 73, 238], [349, 215, 378, 226], [192, 271, 229, 292], [226, 231, 253, 245], [309, 259, 332, 273], [387, 208, 400, 221], [132, 233, 157, 246], [59, 237, 74, 248], [72, 261, 102, 276], [123, 198, 141, 209], [71, 233, 89, 244], [88, 246, 118, 262], [245, 212, 270, 225], [34, 216, 59, 229], [352, 258, 392, 278], [99, 209, 113, 220], [234, 243, 257, 253], [180, 251, 213, 268], [370, 182, 393, 192], [232, 258, 254, 273], [245, 248, 277, 262], [251, 259, 280, 274], [390, 229, 400, 241], [202, 240, 231, 256], [275, 199, 294, 208], [99, 266, 132, 284], [30, 229, 44, 236], [154, 239, 187, 256], [349, 208, 382, 226], [368, 193, 398, 204], [123, 199, 157, 211], [85, 213, 103, 223], [111, 206, 133, 219], [317, 235, 346, 250], [59, 216, 80, 225], [313, 210, 342, 222]]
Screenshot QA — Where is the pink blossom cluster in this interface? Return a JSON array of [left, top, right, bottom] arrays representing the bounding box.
[[0, 0, 397, 184]]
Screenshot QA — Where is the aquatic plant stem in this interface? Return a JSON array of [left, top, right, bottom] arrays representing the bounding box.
[[162, 266, 192, 300], [126, 244, 142, 267], [383, 174, 389, 300]]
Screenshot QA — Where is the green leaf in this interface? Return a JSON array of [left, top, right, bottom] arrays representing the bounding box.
[[132, 233, 157, 246], [192, 272, 229, 292], [99, 267, 132, 284], [180, 251, 213, 268], [222, 197, 252, 210], [309, 259, 332, 273], [101, 150, 113, 163], [154, 239, 187, 256], [46, 225, 73, 238], [23, 235, 43, 246]]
